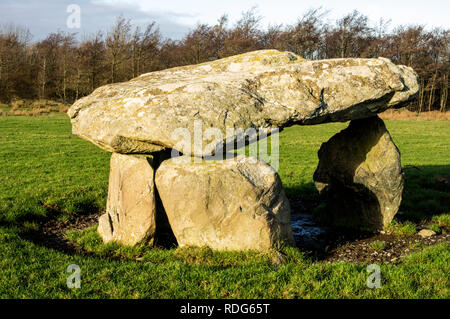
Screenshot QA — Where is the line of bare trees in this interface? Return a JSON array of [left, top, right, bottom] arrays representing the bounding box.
[[0, 8, 448, 112]]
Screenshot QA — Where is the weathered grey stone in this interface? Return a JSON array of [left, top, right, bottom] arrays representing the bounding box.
[[98, 153, 157, 245], [68, 50, 419, 157], [155, 155, 295, 250], [313, 116, 404, 231]]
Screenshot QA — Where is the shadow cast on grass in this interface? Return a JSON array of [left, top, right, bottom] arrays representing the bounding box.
[[399, 164, 449, 222]]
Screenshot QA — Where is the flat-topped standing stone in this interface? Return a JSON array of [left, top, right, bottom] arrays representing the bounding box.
[[98, 153, 157, 245], [155, 155, 294, 250], [68, 49, 419, 157], [313, 116, 404, 231]]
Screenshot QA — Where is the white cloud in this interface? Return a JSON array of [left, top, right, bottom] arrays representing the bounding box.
[[91, 0, 141, 8], [91, 0, 201, 25], [92, 0, 450, 31]]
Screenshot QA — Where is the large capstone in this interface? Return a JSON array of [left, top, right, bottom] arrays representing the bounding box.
[[98, 153, 157, 245], [68, 49, 419, 157], [155, 155, 295, 250], [313, 116, 404, 231]]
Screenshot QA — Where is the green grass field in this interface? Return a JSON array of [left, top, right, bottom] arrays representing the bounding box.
[[0, 115, 448, 298]]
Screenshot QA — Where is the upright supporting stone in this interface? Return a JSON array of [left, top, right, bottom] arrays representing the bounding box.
[[155, 155, 295, 251], [98, 153, 157, 245], [313, 116, 404, 231]]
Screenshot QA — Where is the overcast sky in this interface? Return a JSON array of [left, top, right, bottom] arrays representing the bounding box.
[[1, 0, 449, 42]]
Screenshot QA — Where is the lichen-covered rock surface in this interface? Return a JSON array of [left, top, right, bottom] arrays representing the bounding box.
[[155, 155, 295, 250], [313, 116, 404, 231], [98, 153, 157, 245], [68, 49, 419, 156]]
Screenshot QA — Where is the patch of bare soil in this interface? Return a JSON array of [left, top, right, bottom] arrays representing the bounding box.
[[321, 232, 450, 264], [289, 198, 450, 264], [21, 213, 100, 255]]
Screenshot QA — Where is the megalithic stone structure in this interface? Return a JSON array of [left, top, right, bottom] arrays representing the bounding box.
[[68, 50, 419, 249]]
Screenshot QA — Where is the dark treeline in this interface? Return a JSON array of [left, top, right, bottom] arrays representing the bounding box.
[[0, 8, 448, 111]]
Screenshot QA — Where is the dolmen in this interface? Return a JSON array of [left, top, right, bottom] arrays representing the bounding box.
[[68, 49, 419, 250]]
